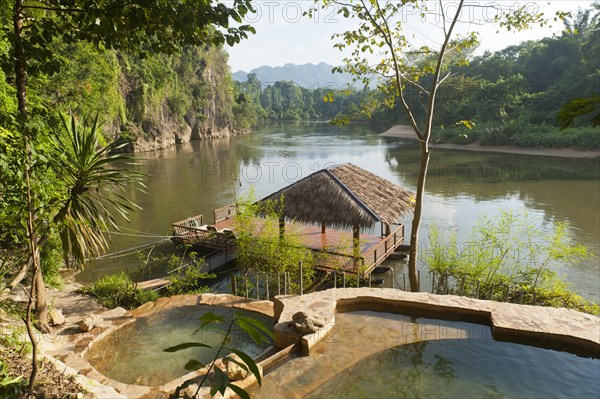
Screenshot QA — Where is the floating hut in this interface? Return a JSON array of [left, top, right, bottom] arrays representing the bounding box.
[[172, 163, 414, 275]]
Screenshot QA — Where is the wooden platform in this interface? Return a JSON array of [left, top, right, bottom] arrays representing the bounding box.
[[173, 212, 404, 275], [137, 278, 171, 291]]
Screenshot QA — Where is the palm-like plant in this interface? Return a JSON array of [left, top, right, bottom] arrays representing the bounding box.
[[52, 114, 144, 267]]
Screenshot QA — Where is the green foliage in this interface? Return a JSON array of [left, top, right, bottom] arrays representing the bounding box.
[[40, 235, 65, 289], [234, 74, 370, 123], [82, 272, 158, 309], [557, 96, 600, 129], [0, 358, 25, 399], [426, 211, 598, 314], [164, 251, 215, 295], [2, 1, 255, 78], [51, 114, 144, 267], [164, 311, 272, 399], [234, 189, 316, 292], [433, 123, 600, 149]]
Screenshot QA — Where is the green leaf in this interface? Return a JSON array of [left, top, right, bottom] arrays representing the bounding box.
[[193, 312, 225, 334], [184, 359, 205, 371], [211, 367, 230, 396], [163, 342, 211, 352], [228, 348, 262, 386], [236, 314, 274, 340], [227, 382, 251, 399]]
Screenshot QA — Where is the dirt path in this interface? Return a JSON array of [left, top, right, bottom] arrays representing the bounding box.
[[47, 282, 106, 323], [380, 125, 600, 159]]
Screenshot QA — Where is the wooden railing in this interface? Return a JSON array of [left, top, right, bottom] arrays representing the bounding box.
[[172, 214, 235, 249], [172, 214, 204, 235], [213, 204, 237, 224], [361, 224, 404, 272], [314, 224, 404, 274]]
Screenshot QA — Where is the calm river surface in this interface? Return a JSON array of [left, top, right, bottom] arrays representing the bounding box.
[[80, 122, 600, 301]]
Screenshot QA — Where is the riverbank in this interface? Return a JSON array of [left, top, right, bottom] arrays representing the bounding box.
[[380, 125, 600, 159]]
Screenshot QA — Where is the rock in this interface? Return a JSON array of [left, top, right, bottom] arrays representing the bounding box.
[[224, 353, 250, 381], [49, 309, 66, 326], [78, 315, 103, 332], [292, 311, 324, 334]]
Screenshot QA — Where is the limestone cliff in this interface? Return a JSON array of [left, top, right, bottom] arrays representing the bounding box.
[[115, 46, 244, 153]]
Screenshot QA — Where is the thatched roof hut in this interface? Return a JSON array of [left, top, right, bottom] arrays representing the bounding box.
[[260, 163, 414, 229]]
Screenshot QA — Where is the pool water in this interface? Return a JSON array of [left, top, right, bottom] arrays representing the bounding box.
[[307, 339, 600, 399], [248, 311, 599, 399], [84, 305, 273, 386]]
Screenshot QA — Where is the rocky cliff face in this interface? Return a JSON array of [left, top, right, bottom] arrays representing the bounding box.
[[115, 46, 244, 153]]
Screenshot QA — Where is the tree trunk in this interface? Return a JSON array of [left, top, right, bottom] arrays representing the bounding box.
[[13, 0, 51, 332], [5, 256, 32, 292], [407, 142, 432, 292], [33, 265, 52, 333]]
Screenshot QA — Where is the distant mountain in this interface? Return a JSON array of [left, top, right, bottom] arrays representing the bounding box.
[[233, 62, 356, 90]]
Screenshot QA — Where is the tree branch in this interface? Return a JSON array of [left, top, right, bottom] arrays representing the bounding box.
[[423, 0, 466, 142], [364, 0, 423, 139]]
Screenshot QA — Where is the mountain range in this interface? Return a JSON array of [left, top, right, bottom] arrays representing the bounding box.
[[232, 62, 356, 90]]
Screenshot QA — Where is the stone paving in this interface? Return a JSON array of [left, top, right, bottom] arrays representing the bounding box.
[[33, 287, 600, 398]]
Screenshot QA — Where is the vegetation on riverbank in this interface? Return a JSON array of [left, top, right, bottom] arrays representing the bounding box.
[[427, 211, 599, 315], [235, 6, 599, 150]]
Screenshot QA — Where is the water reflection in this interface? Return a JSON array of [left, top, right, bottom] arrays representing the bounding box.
[[82, 122, 599, 300]]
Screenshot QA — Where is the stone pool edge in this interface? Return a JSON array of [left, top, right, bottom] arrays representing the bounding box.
[[272, 288, 600, 357], [48, 293, 275, 399]]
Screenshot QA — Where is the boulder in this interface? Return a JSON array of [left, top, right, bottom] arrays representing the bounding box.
[[78, 315, 103, 332], [224, 353, 250, 381], [292, 311, 324, 334], [49, 309, 66, 326]]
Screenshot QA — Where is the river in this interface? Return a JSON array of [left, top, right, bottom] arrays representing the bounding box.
[[80, 122, 600, 302]]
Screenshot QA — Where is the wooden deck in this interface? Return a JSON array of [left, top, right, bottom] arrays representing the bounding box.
[[172, 207, 404, 275]]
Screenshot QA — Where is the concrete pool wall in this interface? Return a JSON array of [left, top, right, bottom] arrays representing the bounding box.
[[49, 294, 274, 399], [273, 288, 600, 357]]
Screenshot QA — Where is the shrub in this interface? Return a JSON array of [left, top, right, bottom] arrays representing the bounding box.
[[82, 272, 158, 309], [427, 211, 598, 315]]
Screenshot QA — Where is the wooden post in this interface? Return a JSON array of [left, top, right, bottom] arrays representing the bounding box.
[[342, 272, 346, 288], [245, 273, 249, 298], [256, 274, 259, 300], [277, 274, 281, 296], [230, 273, 237, 296], [299, 261, 304, 295], [444, 273, 449, 294], [369, 273, 372, 288], [321, 222, 326, 234], [431, 271, 436, 293], [265, 274, 269, 300], [333, 271, 337, 288]]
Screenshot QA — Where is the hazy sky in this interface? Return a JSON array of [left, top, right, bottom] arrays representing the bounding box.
[[226, 1, 594, 72]]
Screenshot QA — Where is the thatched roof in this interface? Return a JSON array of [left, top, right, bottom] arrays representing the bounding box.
[[259, 163, 414, 229]]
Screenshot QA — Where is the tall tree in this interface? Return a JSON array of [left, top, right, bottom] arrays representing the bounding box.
[[4, 0, 255, 330], [311, 0, 560, 291]]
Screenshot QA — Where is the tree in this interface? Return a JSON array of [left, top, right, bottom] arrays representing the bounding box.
[[3, 0, 255, 332], [3, 1, 255, 393], [311, 0, 560, 291]]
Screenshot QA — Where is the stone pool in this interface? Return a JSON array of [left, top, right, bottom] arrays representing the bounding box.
[[250, 288, 600, 399], [84, 304, 273, 386]]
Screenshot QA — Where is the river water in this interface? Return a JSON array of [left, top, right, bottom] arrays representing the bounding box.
[[80, 122, 600, 301]]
